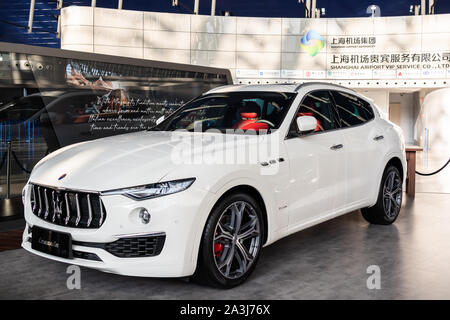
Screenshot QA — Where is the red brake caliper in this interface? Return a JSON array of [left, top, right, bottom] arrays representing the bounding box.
[[214, 243, 224, 257]]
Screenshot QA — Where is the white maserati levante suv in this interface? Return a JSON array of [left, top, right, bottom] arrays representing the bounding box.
[[22, 83, 406, 288]]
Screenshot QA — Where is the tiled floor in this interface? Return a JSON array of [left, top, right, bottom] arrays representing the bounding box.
[[1, 149, 449, 299], [0, 192, 449, 299]]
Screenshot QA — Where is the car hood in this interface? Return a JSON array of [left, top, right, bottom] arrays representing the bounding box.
[[29, 130, 267, 191], [30, 131, 191, 191]]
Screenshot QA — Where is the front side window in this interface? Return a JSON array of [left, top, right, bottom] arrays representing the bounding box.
[[331, 91, 374, 127], [291, 90, 339, 134], [153, 91, 296, 133]]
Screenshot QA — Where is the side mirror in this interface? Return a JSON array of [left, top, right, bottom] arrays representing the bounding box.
[[155, 115, 165, 125], [296, 116, 317, 134]]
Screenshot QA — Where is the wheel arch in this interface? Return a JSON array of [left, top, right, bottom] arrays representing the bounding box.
[[369, 154, 406, 208], [210, 184, 269, 245], [190, 183, 271, 278], [386, 156, 404, 181]]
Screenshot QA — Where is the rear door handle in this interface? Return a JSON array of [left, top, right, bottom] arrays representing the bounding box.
[[373, 135, 384, 141], [330, 144, 344, 150]]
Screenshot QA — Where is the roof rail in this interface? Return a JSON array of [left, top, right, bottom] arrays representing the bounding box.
[[294, 82, 356, 92]]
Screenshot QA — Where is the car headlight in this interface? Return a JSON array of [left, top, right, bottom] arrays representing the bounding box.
[[102, 178, 196, 200]]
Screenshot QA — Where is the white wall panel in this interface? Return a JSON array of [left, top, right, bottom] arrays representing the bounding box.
[[327, 18, 374, 35], [191, 51, 236, 68], [144, 31, 190, 50], [61, 26, 93, 46], [61, 6, 93, 26], [94, 27, 142, 47], [282, 18, 326, 35], [236, 35, 281, 53], [144, 12, 190, 32], [422, 33, 450, 51], [191, 15, 236, 34], [61, 7, 450, 85], [191, 33, 236, 51], [144, 48, 190, 64], [237, 17, 281, 35], [374, 16, 422, 35], [94, 45, 143, 59], [237, 52, 280, 69], [422, 15, 450, 33], [94, 8, 143, 29]]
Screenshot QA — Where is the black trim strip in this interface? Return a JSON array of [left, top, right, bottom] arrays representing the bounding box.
[[0, 41, 233, 84], [72, 234, 166, 258]]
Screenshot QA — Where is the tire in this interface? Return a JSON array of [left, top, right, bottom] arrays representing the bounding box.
[[361, 165, 403, 225], [193, 192, 265, 288]]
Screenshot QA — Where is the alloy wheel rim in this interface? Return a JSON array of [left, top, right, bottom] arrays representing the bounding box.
[[213, 201, 261, 279], [383, 171, 402, 219]]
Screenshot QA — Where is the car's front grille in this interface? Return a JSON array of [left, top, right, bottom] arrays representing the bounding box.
[[29, 184, 106, 229]]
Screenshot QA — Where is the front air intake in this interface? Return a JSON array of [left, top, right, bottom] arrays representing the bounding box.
[[29, 184, 106, 229]]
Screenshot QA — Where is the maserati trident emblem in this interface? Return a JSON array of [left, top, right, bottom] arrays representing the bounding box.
[[58, 173, 67, 181], [52, 192, 64, 222]]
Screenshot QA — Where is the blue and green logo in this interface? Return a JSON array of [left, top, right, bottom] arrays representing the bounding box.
[[300, 30, 324, 57]]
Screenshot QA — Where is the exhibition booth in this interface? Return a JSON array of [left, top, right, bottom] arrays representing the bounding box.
[[1, 3, 450, 301]]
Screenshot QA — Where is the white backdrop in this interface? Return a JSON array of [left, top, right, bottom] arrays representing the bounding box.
[[61, 7, 450, 88]]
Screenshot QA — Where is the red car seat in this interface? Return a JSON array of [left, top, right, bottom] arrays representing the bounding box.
[[232, 101, 269, 131]]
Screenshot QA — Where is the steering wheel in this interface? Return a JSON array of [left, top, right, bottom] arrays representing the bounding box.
[[255, 119, 275, 128]]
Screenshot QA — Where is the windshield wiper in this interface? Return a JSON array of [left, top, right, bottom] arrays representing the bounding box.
[[146, 125, 161, 131]]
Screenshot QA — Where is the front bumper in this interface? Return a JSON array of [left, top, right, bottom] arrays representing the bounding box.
[[22, 184, 211, 278]]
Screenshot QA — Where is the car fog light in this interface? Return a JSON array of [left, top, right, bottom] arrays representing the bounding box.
[[139, 209, 151, 224]]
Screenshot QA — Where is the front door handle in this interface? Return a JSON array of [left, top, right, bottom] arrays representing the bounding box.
[[373, 135, 384, 141], [330, 144, 344, 150]]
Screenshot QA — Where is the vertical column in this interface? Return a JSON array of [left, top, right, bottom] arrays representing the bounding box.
[[421, 0, 426, 15], [27, 0, 36, 33], [194, 0, 199, 14], [211, 0, 216, 16], [311, 0, 317, 18]]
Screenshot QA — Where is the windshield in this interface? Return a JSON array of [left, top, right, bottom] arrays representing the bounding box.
[[151, 91, 296, 133]]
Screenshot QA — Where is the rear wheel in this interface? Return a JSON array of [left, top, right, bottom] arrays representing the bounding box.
[[194, 192, 264, 288], [361, 165, 402, 225]]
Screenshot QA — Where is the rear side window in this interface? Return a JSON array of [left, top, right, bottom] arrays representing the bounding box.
[[331, 91, 374, 127]]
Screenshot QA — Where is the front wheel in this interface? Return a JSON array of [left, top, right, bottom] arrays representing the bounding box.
[[361, 165, 403, 225], [193, 193, 264, 288]]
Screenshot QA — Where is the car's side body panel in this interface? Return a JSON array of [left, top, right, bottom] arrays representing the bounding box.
[[284, 129, 347, 229]]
